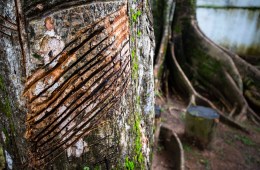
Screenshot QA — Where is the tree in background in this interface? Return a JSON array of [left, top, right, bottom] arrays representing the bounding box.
[[153, 0, 260, 132]]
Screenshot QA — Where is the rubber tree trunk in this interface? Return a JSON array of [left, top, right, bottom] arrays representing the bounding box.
[[0, 0, 155, 169]]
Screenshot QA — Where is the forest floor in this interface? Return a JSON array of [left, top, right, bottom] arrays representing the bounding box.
[[152, 95, 260, 170]]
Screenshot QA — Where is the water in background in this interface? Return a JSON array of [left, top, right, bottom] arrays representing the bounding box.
[[196, 0, 260, 56]]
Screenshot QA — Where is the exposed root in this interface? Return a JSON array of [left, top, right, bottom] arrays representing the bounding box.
[[186, 18, 259, 125], [218, 46, 260, 113], [170, 43, 250, 133], [220, 46, 260, 81], [191, 19, 243, 92], [153, 0, 259, 132], [223, 71, 248, 120]]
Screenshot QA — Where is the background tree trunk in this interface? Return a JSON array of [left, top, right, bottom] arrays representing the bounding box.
[[152, 0, 260, 130], [0, 0, 155, 169]]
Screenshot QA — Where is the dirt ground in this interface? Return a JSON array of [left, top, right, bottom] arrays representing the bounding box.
[[152, 95, 260, 170]]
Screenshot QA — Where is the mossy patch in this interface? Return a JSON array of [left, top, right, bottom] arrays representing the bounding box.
[[0, 146, 5, 169], [192, 47, 222, 79], [0, 75, 5, 91], [0, 74, 12, 117], [133, 113, 144, 165], [126, 2, 146, 169], [131, 50, 139, 80], [124, 157, 134, 170], [125, 111, 145, 170], [0, 97, 12, 118], [131, 10, 141, 23]]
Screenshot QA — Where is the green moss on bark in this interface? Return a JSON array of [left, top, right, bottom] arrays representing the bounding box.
[[0, 75, 5, 91], [0, 75, 12, 118]]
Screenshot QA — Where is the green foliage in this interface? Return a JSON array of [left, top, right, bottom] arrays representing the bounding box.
[[135, 135, 141, 153], [136, 95, 141, 105], [133, 112, 145, 168], [235, 135, 255, 146], [200, 159, 210, 170], [128, 5, 145, 166], [160, 107, 166, 113], [94, 165, 101, 170], [131, 50, 139, 80], [131, 9, 142, 23], [124, 157, 134, 170], [131, 50, 136, 58], [83, 166, 90, 170], [32, 53, 42, 60], [123, 106, 145, 169], [183, 143, 192, 152], [137, 30, 142, 37]]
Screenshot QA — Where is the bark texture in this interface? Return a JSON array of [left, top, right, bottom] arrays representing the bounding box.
[[0, 0, 155, 169]]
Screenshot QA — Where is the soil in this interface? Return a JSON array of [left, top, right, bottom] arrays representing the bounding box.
[[152, 143, 175, 170], [152, 95, 260, 170]]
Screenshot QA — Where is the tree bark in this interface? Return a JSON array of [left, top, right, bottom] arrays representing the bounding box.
[[0, 0, 155, 169]]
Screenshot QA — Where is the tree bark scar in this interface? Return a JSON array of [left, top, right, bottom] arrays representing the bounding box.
[[14, 0, 28, 79], [23, 2, 130, 167]]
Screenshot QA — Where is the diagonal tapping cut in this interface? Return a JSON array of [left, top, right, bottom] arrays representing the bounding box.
[[36, 65, 131, 161], [24, 3, 130, 167], [36, 58, 130, 153], [32, 39, 130, 130], [27, 31, 129, 125], [33, 50, 130, 144], [24, 5, 128, 92], [24, 12, 128, 103], [29, 24, 129, 112], [32, 41, 130, 143]]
